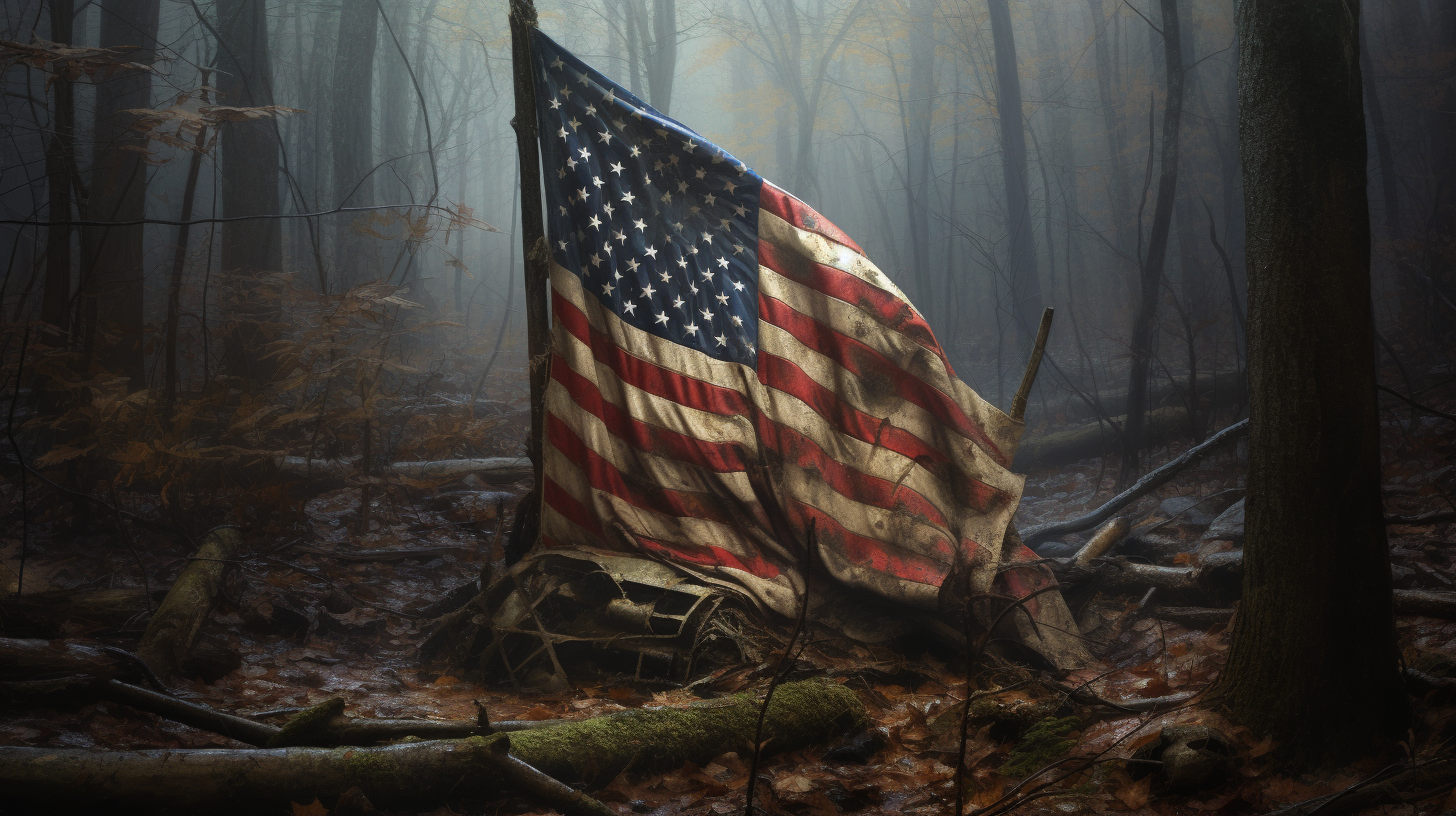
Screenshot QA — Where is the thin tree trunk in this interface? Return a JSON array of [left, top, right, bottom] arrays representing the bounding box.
[[162, 114, 210, 419], [216, 0, 283, 383], [1086, 0, 1133, 257], [41, 0, 75, 332], [80, 0, 160, 384], [1117, 0, 1183, 486], [330, 0, 380, 290], [986, 0, 1040, 352], [1210, 0, 1408, 765]]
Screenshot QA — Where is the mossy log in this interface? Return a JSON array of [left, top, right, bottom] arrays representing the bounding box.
[[0, 679, 866, 810], [136, 527, 241, 676]]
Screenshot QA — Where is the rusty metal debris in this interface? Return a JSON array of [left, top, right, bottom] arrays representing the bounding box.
[[424, 551, 734, 687]]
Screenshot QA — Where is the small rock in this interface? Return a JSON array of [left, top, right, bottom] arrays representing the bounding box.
[[1130, 724, 1233, 793], [1390, 564, 1418, 589], [1204, 498, 1245, 542]]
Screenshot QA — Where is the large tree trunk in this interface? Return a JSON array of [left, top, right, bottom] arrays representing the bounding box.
[[215, 0, 283, 382], [329, 0, 380, 290], [80, 0, 159, 383], [41, 0, 76, 332], [1210, 0, 1408, 765], [986, 0, 1040, 357], [1117, 0, 1184, 485]]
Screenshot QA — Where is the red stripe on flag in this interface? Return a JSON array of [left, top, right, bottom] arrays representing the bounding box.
[[756, 352, 947, 468], [551, 357, 750, 474], [548, 411, 739, 526], [753, 417, 950, 528], [637, 535, 781, 580], [759, 293, 1009, 467], [543, 476, 604, 537], [554, 289, 750, 416], [796, 502, 951, 586], [553, 352, 961, 528], [758, 238, 950, 373], [759, 183, 864, 255]]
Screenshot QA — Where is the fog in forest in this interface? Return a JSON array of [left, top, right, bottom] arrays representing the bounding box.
[[5, 0, 1456, 809], [2, 0, 1450, 440]]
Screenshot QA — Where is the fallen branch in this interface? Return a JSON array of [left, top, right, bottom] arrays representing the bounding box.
[[292, 544, 471, 562], [1386, 510, 1456, 527], [1050, 550, 1244, 605], [136, 527, 243, 677], [276, 456, 532, 484], [1021, 419, 1249, 544], [0, 679, 864, 810]]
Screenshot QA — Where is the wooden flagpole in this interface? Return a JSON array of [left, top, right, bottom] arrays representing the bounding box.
[[508, 0, 550, 544]]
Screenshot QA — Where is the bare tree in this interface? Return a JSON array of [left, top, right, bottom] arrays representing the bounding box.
[[1118, 0, 1183, 485], [742, 0, 866, 197]]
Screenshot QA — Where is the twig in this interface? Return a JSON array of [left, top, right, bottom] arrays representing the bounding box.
[[745, 519, 815, 816], [1377, 383, 1456, 423], [1020, 419, 1249, 544]]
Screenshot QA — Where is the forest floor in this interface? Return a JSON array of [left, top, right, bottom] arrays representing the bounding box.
[[2, 394, 1455, 816]]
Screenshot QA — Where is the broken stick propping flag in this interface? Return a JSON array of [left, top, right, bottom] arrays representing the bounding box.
[[530, 30, 1087, 668]]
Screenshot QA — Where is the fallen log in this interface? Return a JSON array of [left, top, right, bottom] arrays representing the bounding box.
[[1393, 589, 1456, 620], [1014, 406, 1187, 470], [136, 527, 242, 677], [1021, 419, 1250, 545], [276, 456, 532, 484], [0, 587, 163, 636], [0, 679, 865, 810]]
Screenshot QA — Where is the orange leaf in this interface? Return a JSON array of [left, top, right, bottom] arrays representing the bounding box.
[[291, 799, 328, 816]]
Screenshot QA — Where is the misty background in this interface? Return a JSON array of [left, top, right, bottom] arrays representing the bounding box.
[[1, 0, 1451, 473]]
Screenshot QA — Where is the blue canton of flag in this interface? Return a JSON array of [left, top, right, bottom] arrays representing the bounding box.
[[533, 30, 764, 367]]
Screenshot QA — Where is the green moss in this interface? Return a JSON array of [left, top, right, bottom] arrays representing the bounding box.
[[505, 678, 866, 788], [998, 716, 1080, 778], [268, 697, 345, 748]]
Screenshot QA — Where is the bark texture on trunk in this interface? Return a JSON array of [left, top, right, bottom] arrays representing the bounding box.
[[81, 0, 159, 383], [986, 0, 1040, 350], [216, 0, 283, 382], [330, 0, 380, 289], [1211, 0, 1408, 765], [1118, 0, 1184, 485], [42, 0, 76, 331]]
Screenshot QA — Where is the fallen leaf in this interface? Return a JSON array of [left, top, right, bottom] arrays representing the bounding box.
[[291, 799, 328, 816], [1114, 774, 1152, 809], [773, 773, 815, 794]]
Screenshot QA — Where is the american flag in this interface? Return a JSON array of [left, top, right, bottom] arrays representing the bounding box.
[[530, 30, 1084, 666]]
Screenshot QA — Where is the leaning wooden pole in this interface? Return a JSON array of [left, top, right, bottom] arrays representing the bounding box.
[[508, 0, 549, 545], [1011, 307, 1054, 422]]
